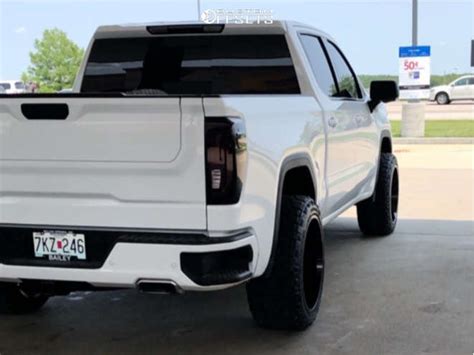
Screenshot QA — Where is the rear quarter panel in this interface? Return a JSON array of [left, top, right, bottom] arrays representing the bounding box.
[[204, 96, 325, 277]]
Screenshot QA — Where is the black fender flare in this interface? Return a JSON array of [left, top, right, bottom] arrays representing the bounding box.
[[379, 129, 392, 153], [263, 153, 318, 276], [368, 129, 393, 202]]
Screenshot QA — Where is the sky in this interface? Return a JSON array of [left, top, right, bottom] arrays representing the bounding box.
[[0, 0, 472, 80]]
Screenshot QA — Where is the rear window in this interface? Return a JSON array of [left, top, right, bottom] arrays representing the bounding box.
[[0, 83, 11, 90], [81, 35, 300, 95]]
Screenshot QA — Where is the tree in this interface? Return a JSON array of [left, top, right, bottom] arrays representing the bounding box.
[[22, 28, 84, 93]]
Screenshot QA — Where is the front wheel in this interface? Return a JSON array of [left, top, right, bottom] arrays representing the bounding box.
[[435, 92, 450, 105], [357, 153, 399, 236], [0, 283, 49, 314], [246, 195, 324, 331]]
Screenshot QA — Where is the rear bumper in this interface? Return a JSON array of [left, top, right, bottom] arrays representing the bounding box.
[[0, 226, 258, 291]]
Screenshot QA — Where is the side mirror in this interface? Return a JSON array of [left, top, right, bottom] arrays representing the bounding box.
[[368, 80, 399, 112]]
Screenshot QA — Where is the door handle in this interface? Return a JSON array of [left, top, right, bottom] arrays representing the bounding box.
[[328, 116, 337, 128]]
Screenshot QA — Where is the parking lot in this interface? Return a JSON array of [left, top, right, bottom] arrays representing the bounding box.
[[0, 144, 473, 355]]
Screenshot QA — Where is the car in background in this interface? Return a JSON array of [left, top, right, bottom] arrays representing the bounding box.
[[429, 75, 474, 104], [0, 80, 27, 94]]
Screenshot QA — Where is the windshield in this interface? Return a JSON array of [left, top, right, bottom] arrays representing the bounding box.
[[81, 35, 300, 95]]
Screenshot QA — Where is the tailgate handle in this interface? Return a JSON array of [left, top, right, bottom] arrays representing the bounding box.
[[21, 103, 69, 120]]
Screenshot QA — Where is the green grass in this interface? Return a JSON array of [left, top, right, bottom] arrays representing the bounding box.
[[391, 120, 474, 137]]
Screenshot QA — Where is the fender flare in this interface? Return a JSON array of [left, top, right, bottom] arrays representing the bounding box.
[[369, 129, 393, 202], [379, 129, 392, 153], [263, 153, 318, 276]]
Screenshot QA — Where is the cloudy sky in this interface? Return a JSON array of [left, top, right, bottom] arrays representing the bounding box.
[[0, 0, 472, 79]]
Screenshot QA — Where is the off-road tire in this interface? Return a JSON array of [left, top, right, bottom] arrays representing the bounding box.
[[0, 283, 49, 315], [246, 195, 324, 331], [357, 153, 399, 236]]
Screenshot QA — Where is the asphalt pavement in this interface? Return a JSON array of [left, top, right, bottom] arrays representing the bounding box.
[[387, 101, 473, 120], [0, 144, 473, 355]]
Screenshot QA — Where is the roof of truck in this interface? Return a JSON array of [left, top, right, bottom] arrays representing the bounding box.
[[93, 20, 331, 39]]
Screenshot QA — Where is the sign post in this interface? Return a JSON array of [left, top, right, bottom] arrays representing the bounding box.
[[471, 40, 474, 67], [399, 46, 430, 137], [400, 0, 429, 138], [412, 0, 418, 46]]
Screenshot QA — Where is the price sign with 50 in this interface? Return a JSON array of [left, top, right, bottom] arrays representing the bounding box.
[[403, 60, 420, 70]]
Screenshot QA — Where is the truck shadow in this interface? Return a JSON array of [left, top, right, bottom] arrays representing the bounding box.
[[0, 217, 473, 355]]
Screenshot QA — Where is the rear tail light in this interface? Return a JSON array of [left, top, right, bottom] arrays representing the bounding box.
[[205, 117, 247, 205]]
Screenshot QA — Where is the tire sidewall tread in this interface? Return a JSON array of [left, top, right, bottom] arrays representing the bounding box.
[[357, 153, 399, 236], [247, 195, 324, 331]]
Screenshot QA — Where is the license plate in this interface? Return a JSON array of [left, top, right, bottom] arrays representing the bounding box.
[[33, 231, 86, 262]]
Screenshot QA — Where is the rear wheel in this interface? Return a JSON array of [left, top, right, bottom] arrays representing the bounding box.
[[357, 153, 399, 236], [246, 195, 324, 331], [0, 283, 49, 314], [435, 92, 450, 105]]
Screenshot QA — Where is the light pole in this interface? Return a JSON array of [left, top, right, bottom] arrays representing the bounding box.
[[412, 0, 418, 46], [471, 40, 474, 67]]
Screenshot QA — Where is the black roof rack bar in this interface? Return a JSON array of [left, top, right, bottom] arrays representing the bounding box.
[[146, 24, 225, 35]]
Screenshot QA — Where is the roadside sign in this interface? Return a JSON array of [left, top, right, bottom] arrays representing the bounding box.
[[398, 46, 431, 100]]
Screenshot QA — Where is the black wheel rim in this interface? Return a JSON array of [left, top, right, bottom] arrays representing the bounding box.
[[391, 167, 399, 222], [303, 217, 324, 311]]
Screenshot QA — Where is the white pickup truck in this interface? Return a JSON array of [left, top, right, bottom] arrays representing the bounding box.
[[0, 21, 399, 330]]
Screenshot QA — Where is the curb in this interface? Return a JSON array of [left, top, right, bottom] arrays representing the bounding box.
[[394, 137, 474, 144]]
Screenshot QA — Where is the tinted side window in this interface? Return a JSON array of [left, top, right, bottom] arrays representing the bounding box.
[[0, 83, 11, 90], [325, 41, 361, 99], [454, 78, 468, 86], [300, 35, 337, 97], [468, 78, 474, 85], [81, 35, 300, 95]]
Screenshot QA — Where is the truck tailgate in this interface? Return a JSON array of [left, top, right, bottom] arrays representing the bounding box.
[[0, 97, 207, 230]]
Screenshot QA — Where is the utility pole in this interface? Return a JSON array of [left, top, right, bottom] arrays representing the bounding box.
[[412, 0, 418, 46]]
